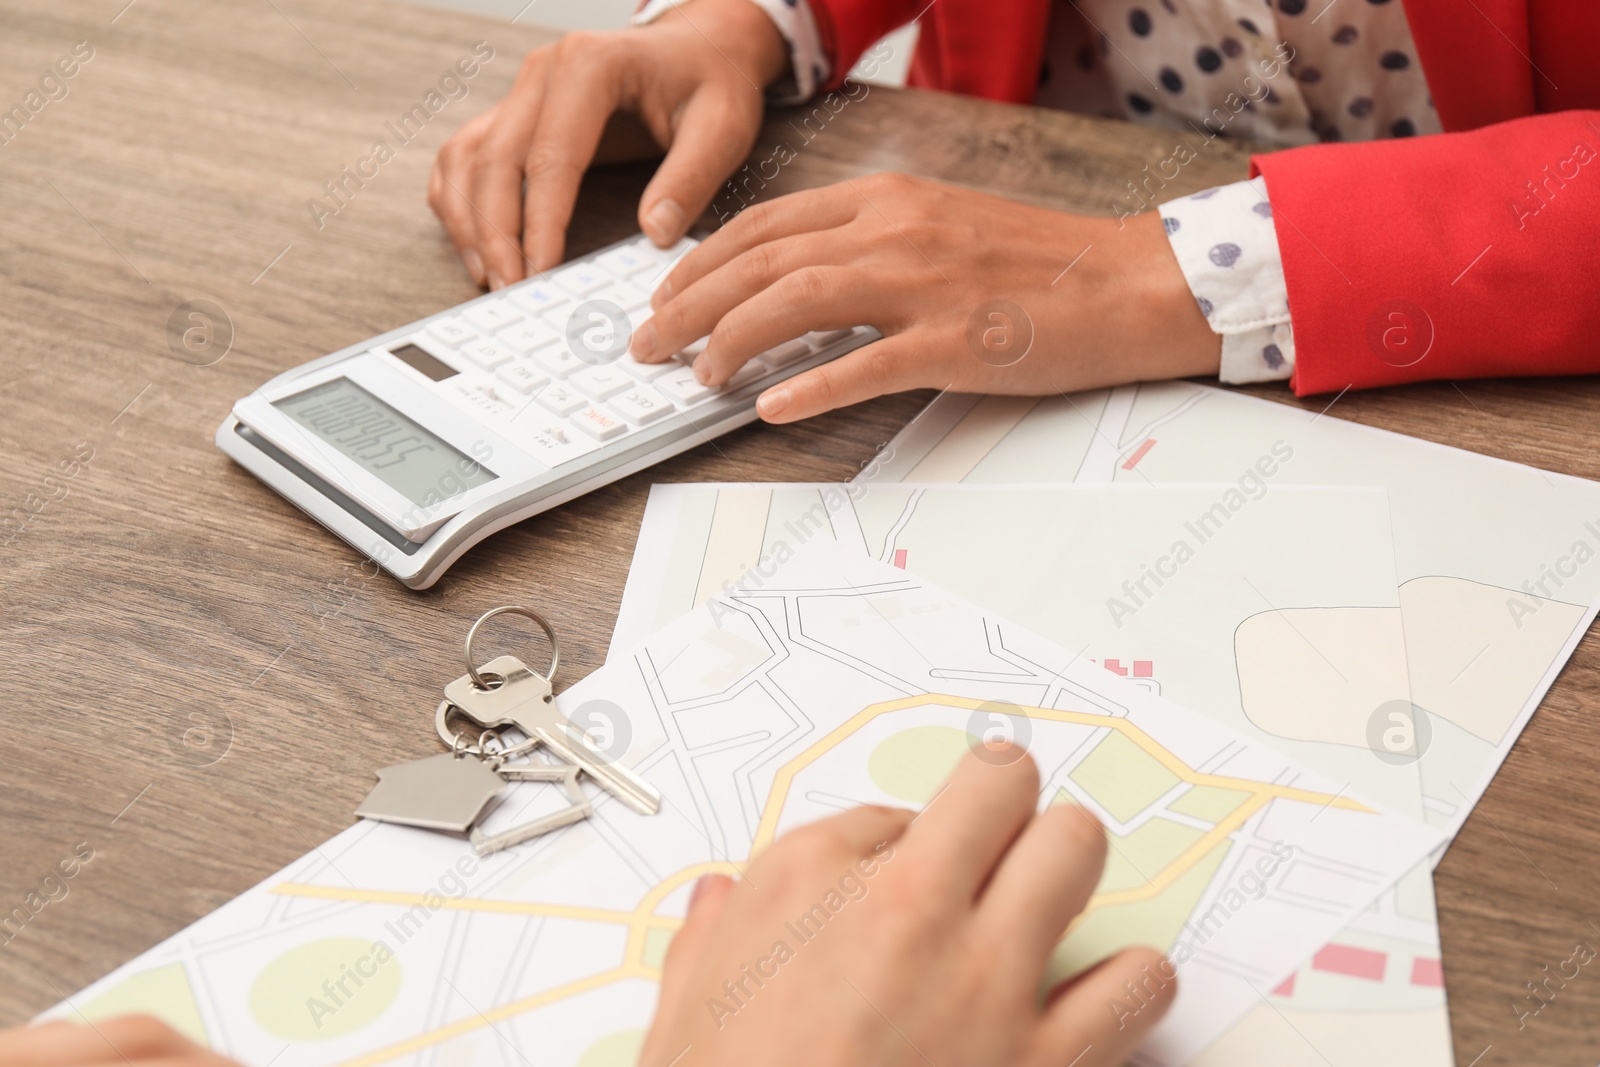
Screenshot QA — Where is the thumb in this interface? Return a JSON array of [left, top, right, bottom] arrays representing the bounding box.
[[639, 87, 762, 246], [757, 333, 924, 424], [1037, 946, 1177, 1067], [640, 873, 735, 1065]]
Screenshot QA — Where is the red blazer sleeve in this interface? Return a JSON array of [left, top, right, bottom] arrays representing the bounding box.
[[804, 0, 925, 89], [1252, 111, 1600, 396], [806, 0, 1049, 103]]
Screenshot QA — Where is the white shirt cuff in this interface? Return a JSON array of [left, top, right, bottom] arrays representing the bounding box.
[[632, 0, 828, 104], [1157, 176, 1295, 385]]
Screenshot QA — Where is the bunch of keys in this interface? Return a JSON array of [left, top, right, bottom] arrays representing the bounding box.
[[356, 606, 662, 855]]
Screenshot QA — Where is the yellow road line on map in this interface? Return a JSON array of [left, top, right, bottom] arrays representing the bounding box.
[[291, 862, 745, 1067], [1087, 792, 1272, 908], [318, 693, 1369, 1065], [750, 694, 1367, 852], [334, 965, 639, 1067], [271, 883, 675, 929]]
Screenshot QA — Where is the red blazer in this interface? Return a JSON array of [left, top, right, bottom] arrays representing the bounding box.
[[808, 0, 1600, 395]]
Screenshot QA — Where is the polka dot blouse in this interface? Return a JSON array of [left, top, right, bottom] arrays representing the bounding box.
[[638, 0, 1445, 385]]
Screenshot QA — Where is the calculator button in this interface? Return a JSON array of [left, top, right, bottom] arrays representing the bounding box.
[[507, 282, 572, 320], [499, 320, 560, 355], [626, 236, 694, 285], [634, 236, 695, 264], [552, 263, 615, 297], [447, 380, 513, 420], [462, 302, 524, 334], [517, 422, 599, 467], [529, 345, 586, 379], [609, 387, 674, 425], [495, 361, 551, 395], [571, 364, 633, 400], [807, 328, 856, 347], [460, 339, 514, 371], [615, 353, 678, 381], [426, 316, 478, 347], [763, 339, 813, 368], [656, 366, 715, 405], [595, 245, 655, 278], [722, 358, 771, 391], [536, 383, 587, 416], [572, 406, 629, 440], [594, 282, 650, 313]]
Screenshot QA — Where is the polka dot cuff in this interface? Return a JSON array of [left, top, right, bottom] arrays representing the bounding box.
[[1158, 176, 1295, 385], [632, 0, 827, 104]]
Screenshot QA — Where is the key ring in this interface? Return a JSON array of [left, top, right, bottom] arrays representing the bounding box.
[[434, 698, 542, 759], [464, 605, 559, 691]]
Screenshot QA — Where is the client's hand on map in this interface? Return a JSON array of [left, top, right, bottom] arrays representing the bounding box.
[[637, 745, 1175, 1067], [0, 1017, 242, 1067], [632, 173, 1221, 424]]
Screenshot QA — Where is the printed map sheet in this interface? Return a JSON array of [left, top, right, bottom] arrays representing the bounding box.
[[48, 544, 1442, 1067], [861, 382, 1600, 843], [613, 482, 1456, 1065]]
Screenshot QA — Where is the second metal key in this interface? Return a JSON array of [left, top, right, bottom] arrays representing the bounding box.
[[442, 654, 662, 816]]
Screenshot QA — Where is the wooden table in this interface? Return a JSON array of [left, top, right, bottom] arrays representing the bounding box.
[[2, 1, 1595, 1063]]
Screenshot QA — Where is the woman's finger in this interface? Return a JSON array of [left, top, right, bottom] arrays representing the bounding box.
[[635, 226, 859, 364], [654, 184, 861, 306], [755, 329, 941, 423], [467, 52, 551, 288], [518, 37, 625, 275], [429, 106, 498, 285], [637, 84, 763, 247], [699, 265, 887, 386]]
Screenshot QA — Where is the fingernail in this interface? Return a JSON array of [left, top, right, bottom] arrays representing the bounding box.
[[757, 387, 791, 419], [487, 271, 504, 292], [632, 321, 657, 360], [690, 875, 710, 908], [463, 248, 485, 286], [692, 353, 711, 385], [644, 198, 686, 245]]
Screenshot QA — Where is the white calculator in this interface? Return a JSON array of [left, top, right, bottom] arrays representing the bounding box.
[[216, 234, 875, 589]]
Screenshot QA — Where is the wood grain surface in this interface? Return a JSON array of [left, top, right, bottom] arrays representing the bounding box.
[[1, 1, 1595, 1063]]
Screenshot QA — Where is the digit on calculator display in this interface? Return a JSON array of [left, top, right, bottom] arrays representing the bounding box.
[[273, 377, 496, 506]]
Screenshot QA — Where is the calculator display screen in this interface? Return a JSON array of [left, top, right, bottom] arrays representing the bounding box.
[[274, 378, 496, 507]]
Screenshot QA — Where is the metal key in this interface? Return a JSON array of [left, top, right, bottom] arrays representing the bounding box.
[[441, 654, 662, 816]]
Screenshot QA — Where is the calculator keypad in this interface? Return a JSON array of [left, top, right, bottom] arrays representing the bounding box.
[[411, 237, 865, 468], [570, 365, 633, 400], [496, 362, 550, 395]]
